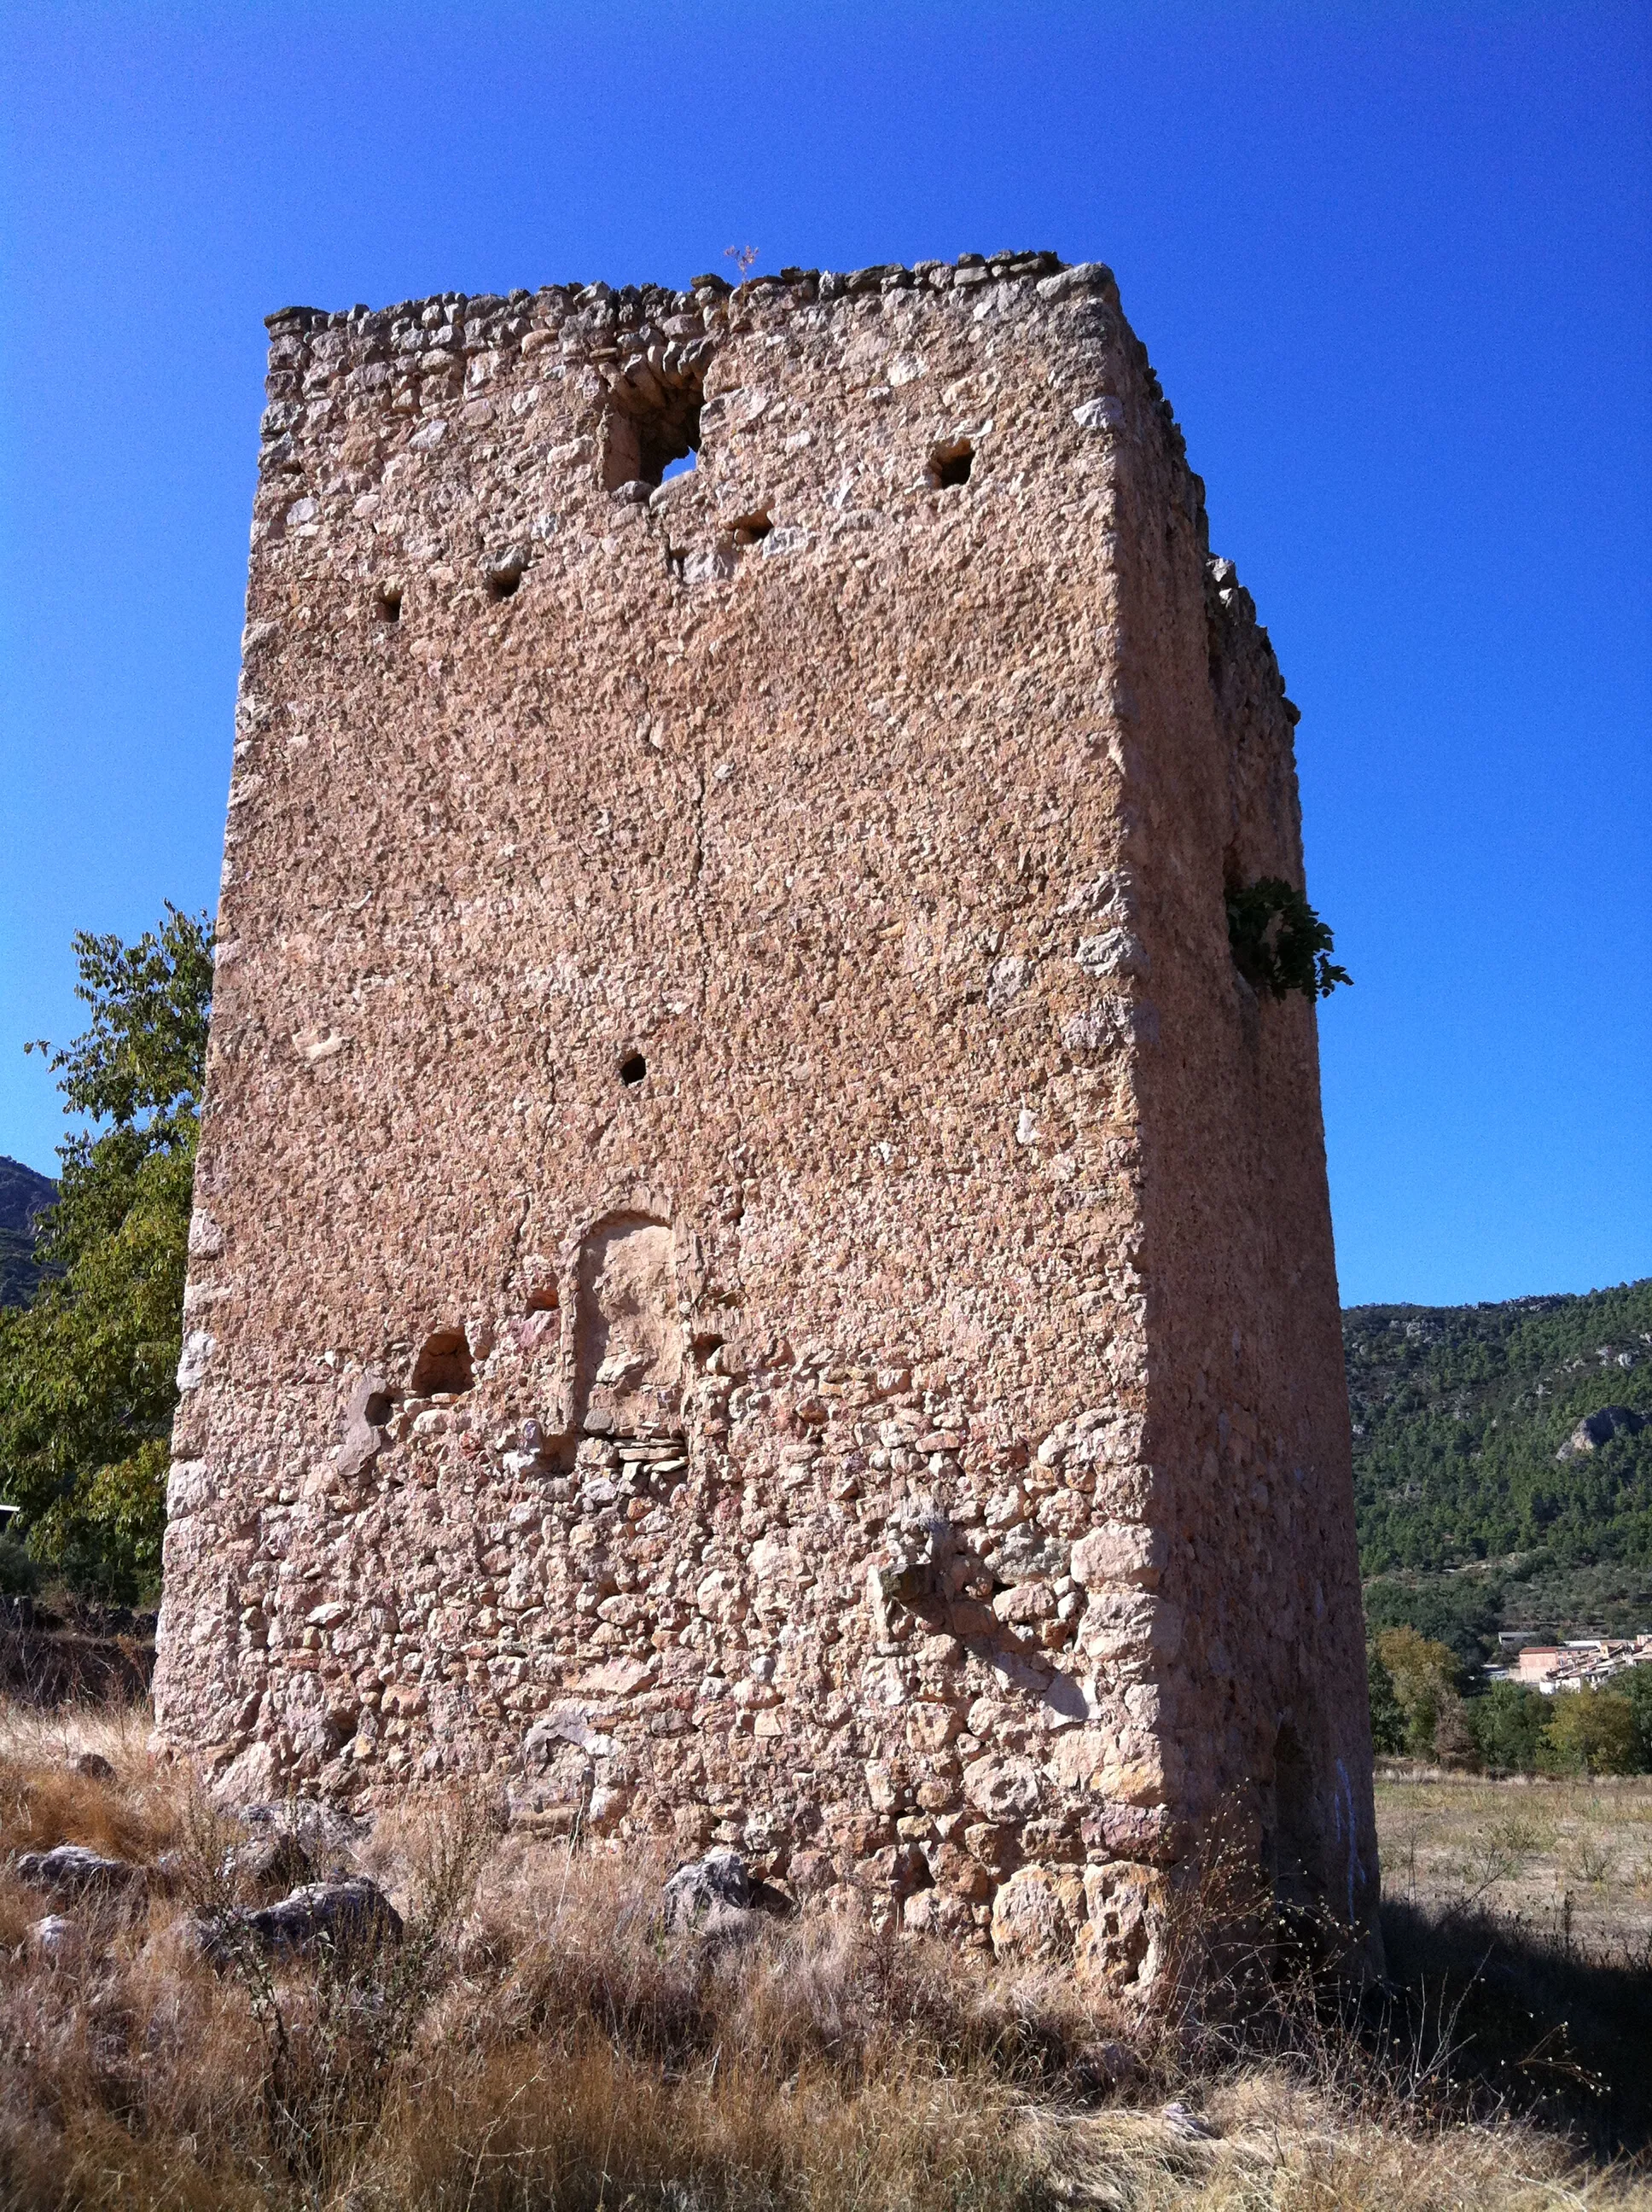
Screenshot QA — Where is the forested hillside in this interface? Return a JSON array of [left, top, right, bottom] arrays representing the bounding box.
[[1347, 1280, 1652, 1658], [0, 1155, 55, 1307]]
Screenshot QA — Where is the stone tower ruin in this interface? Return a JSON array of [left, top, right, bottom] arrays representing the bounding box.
[[154, 249, 1379, 1979]]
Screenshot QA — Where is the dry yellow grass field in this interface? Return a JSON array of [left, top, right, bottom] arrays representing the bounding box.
[[1376, 1768, 1652, 1953], [1, 1700, 1649, 2211]]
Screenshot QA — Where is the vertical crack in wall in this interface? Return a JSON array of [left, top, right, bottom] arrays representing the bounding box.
[[689, 754, 710, 1022]]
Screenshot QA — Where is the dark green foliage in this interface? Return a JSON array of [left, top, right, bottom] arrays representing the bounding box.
[[1380, 1665, 1652, 1779], [0, 1529, 39, 1595], [1364, 1575, 1500, 1677], [0, 906, 212, 1600], [1493, 1559, 1652, 1639], [0, 1227, 40, 1308], [27, 911, 213, 1144], [1541, 1685, 1643, 1776], [1349, 1281, 1652, 1649], [1467, 1681, 1551, 1774], [1620, 1663, 1652, 1768], [1225, 876, 1351, 1000], [1367, 1644, 1407, 1754]]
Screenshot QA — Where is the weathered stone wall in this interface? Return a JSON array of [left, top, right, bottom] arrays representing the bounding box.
[[153, 249, 1378, 1979]]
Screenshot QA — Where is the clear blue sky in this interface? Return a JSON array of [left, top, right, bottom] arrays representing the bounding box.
[[1, 2, 1646, 1307]]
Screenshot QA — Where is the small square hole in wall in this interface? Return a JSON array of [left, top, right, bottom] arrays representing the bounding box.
[[729, 506, 773, 546], [486, 565, 523, 601], [376, 583, 403, 622], [410, 1328, 473, 1395], [620, 1052, 648, 1086], [927, 439, 974, 489]]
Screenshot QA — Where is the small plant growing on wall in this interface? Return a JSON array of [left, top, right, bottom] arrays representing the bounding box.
[[1227, 877, 1352, 1001]]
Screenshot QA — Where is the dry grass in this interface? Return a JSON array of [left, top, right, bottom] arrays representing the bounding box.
[[1368, 1770, 1652, 2182], [0, 1699, 1648, 2210], [0, 1698, 177, 1869], [1375, 1769, 1652, 1957]]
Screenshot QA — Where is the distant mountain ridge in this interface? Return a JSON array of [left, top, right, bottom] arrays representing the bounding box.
[[0, 1155, 56, 1307], [1346, 1278, 1652, 1658]]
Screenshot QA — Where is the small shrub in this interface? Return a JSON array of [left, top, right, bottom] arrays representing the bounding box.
[[1564, 1831, 1618, 1888], [0, 1531, 39, 1595], [1449, 1832, 1528, 1903], [1226, 876, 1351, 1000], [1486, 1810, 1549, 1856]]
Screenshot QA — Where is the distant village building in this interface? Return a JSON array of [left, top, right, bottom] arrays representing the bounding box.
[[1509, 1636, 1652, 1693]]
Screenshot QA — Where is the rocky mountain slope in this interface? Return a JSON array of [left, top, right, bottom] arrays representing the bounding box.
[[0, 1155, 55, 1307], [1347, 1278, 1652, 1656]]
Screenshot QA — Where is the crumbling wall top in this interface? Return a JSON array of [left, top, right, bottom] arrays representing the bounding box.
[[265, 249, 1110, 342]]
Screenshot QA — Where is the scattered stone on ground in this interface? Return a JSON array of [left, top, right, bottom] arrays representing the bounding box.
[[1161, 2101, 1221, 2141], [14, 1843, 144, 1897], [222, 1826, 316, 1895], [660, 1847, 794, 1932], [27, 1913, 84, 1963], [662, 1847, 752, 1930], [233, 1797, 368, 1855], [196, 1876, 402, 1965], [72, 1751, 116, 1783]]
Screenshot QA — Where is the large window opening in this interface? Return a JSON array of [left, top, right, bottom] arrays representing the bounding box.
[[602, 360, 707, 494]]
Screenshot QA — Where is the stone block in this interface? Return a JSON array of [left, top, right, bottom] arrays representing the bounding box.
[[990, 1864, 1087, 1960]]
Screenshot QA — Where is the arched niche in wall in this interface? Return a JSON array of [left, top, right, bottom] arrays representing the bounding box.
[[570, 1212, 685, 1438]]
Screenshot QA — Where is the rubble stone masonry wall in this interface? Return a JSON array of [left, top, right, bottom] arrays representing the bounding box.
[[153, 249, 1379, 1981]]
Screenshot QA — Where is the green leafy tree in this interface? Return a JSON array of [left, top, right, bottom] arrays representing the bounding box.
[[0, 906, 212, 1599], [1540, 1685, 1643, 1778], [1430, 1689, 1476, 1767], [1364, 1575, 1498, 1677], [1467, 1681, 1550, 1774], [1620, 1664, 1652, 1770], [1368, 1643, 1408, 1754], [0, 1528, 38, 1597], [1376, 1625, 1463, 1761]]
